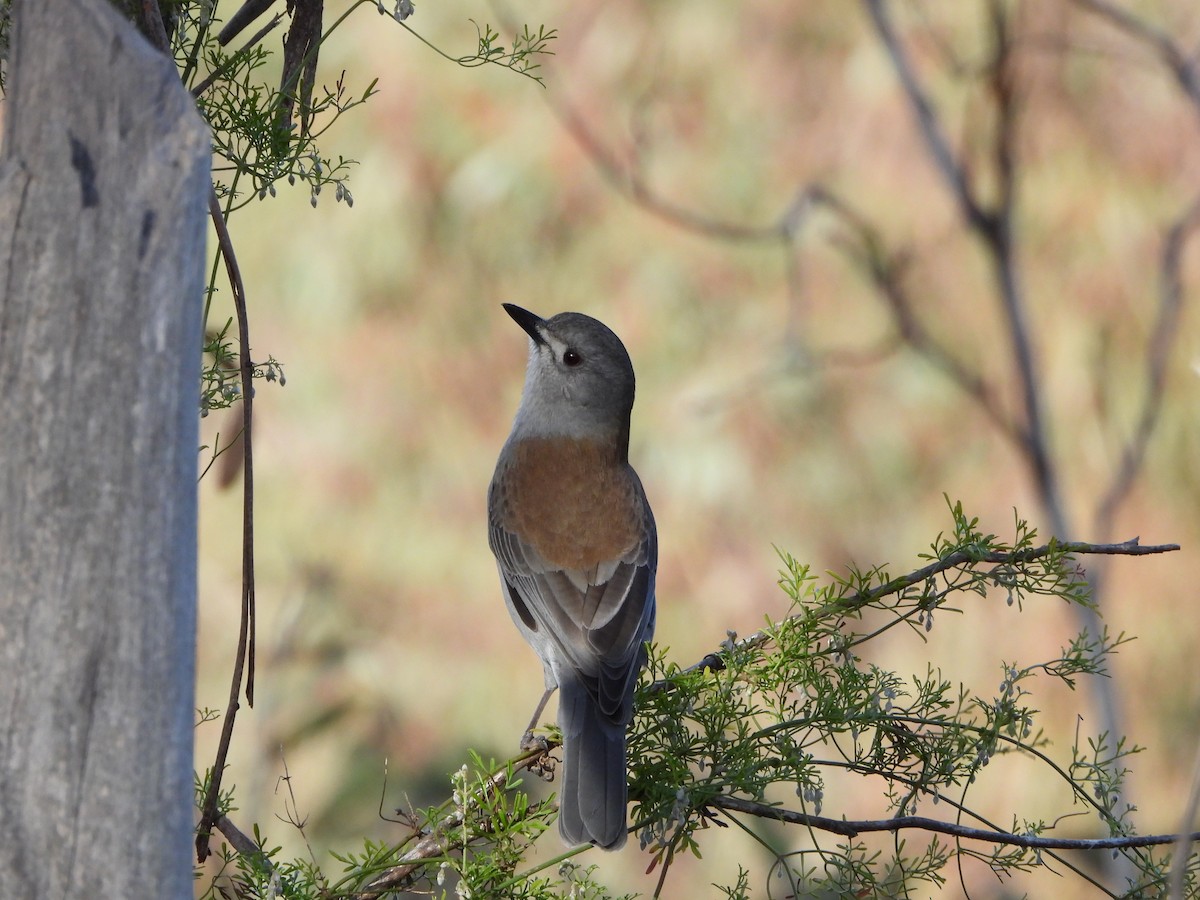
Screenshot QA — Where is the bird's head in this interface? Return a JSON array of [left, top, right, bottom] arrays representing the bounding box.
[[502, 303, 637, 447]]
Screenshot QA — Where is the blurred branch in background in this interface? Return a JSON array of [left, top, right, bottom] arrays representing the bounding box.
[[1070, 0, 1200, 587], [862, 2, 1138, 881], [1072, 0, 1200, 119], [495, 2, 1200, 889]]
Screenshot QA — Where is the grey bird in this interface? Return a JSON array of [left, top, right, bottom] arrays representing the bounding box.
[[487, 303, 657, 850]]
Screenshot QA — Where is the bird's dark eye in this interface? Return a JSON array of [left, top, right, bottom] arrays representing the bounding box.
[[563, 349, 583, 367]]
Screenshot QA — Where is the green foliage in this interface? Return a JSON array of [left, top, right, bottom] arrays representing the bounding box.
[[195, 765, 237, 824], [181, 20, 373, 213], [194, 505, 1192, 899], [200, 318, 285, 419], [399, 18, 558, 84], [198, 317, 284, 477], [196, 821, 327, 900], [627, 502, 1143, 896], [196, 750, 628, 898], [170, 1, 554, 218], [87, 0, 555, 430]]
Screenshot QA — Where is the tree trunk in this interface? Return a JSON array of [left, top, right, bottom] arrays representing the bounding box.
[[0, 0, 209, 896]]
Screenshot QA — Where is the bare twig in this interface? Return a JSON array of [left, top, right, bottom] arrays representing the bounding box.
[[214, 407, 248, 489], [276, 748, 323, 876], [1094, 198, 1200, 539], [862, 0, 994, 235], [711, 794, 1200, 851], [1071, 0, 1200, 120], [1170, 740, 1200, 900], [197, 427, 246, 484], [191, 14, 285, 99], [217, 0, 281, 46], [277, 0, 325, 138], [196, 186, 258, 863], [214, 814, 271, 865], [829, 220, 1025, 442], [549, 95, 787, 245], [864, 0, 1064, 525], [542, 87, 835, 360]]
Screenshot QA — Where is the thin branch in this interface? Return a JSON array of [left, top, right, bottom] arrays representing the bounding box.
[[207, 536, 1180, 886], [656, 537, 1178, 689], [829, 223, 1025, 443], [214, 406, 248, 489], [1094, 197, 1200, 539], [862, 0, 992, 234], [490, 0, 813, 243], [863, 0, 1065, 530], [710, 795, 1200, 852], [214, 814, 272, 866], [1170, 740, 1200, 900], [276, 748, 322, 873], [211, 186, 258, 708], [196, 186, 258, 863], [191, 14, 285, 99], [197, 426, 245, 483], [139, 0, 171, 53], [791, 750, 1114, 891], [351, 749, 553, 899], [549, 94, 788, 244], [217, 0, 281, 47], [1071, 0, 1200, 121]]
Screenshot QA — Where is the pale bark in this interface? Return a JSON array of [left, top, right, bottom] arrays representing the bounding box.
[[0, 0, 209, 896]]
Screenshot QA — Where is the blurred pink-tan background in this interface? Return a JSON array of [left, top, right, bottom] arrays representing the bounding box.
[[196, 2, 1200, 896]]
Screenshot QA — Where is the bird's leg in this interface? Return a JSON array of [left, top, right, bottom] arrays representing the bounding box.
[[520, 688, 555, 752]]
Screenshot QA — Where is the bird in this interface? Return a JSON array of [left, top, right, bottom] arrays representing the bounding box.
[[487, 303, 657, 850]]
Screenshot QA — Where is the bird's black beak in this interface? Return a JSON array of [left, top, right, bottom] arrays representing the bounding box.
[[502, 303, 547, 347]]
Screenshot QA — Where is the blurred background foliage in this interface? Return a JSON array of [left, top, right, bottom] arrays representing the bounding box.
[[194, 1, 1200, 895]]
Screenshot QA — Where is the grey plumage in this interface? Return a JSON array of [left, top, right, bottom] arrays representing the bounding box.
[[488, 305, 657, 850]]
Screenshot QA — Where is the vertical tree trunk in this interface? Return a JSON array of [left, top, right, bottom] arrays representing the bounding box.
[[0, 0, 209, 896]]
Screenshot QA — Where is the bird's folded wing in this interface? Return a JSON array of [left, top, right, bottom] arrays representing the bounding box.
[[489, 516, 656, 723]]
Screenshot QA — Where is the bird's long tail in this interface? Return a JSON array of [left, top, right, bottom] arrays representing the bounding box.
[[557, 677, 629, 850]]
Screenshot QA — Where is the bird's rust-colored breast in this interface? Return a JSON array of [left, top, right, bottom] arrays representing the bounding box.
[[496, 436, 643, 572]]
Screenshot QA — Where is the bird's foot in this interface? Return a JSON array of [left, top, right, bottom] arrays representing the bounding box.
[[520, 729, 549, 753]]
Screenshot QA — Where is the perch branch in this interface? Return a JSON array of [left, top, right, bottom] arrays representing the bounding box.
[[712, 795, 1200, 851], [660, 536, 1178, 687]]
